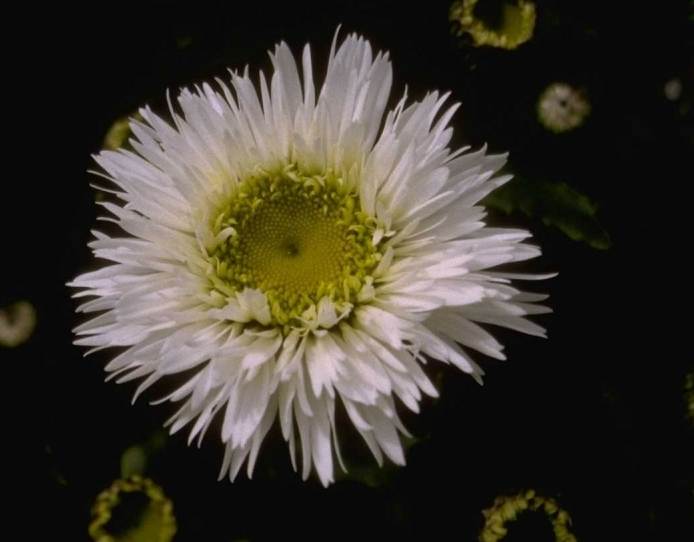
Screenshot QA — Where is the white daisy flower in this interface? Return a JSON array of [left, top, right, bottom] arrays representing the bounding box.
[[70, 31, 551, 486]]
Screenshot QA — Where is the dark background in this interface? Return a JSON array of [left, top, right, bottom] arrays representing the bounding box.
[[3, 0, 692, 540]]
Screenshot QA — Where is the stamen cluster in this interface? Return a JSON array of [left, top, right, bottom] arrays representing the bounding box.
[[210, 166, 382, 328]]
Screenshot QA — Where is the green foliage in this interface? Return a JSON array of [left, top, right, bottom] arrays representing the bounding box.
[[484, 176, 611, 249]]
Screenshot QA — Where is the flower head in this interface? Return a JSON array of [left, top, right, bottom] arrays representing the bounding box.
[[71, 32, 551, 486]]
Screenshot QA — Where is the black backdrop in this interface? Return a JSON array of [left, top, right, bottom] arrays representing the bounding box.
[[3, 1, 692, 540]]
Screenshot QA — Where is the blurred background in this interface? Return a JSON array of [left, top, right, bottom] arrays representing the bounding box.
[[2, 0, 693, 540]]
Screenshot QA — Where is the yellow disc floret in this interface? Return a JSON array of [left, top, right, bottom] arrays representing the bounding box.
[[209, 165, 382, 329]]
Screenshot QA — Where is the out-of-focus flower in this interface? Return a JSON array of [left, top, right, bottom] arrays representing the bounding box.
[[89, 476, 176, 542], [0, 300, 36, 347], [120, 445, 148, 478], [450, 0, 536, 49], [103, 113, 144, 151], [663, 77, 683, 101], [120, 432, 168, 478], [685, 372, 694, 423], [479, 490, 577, 542], [537, 82, 591, 133], [70, 31, 551, 486]]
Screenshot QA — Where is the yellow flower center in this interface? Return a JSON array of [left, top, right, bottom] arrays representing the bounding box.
[[210, 166, 382, 328]]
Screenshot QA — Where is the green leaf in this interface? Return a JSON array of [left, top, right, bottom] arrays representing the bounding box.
[[484, 177, 611, 249]]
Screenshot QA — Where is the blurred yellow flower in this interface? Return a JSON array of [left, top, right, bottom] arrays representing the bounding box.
[[0, 300, 36, 347], [89, 476, 176, 542], [479, 489, 577, 542], [685, 371, 694, 423], [450, 0, 536, 49]]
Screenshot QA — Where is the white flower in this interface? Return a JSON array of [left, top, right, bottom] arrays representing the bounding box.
[[70, 32, 551, 486]]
